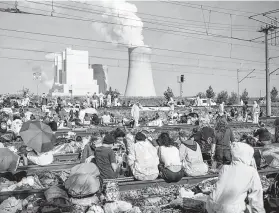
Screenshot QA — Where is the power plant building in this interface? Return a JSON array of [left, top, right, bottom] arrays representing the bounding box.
[[91, 64, 109, 94], [49, 48, 99, 96]]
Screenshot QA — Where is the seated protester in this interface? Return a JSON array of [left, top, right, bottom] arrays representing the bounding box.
[[128, 132, 159, 181], [253, 122, 271, 146], [178, 131, 208, 176], [20, 146, 54, 166], [245, 136, 261, 170], [91, 114, 100, 125], [206, 142, 264, 213], [157, 133, 183, 183], [83, 113, 91, 125], [113, 128, 127, 149], [11, 115, 23, 136], [101, 111, 111, 125], [48, 117, 58, 132], [94, 134, 121, 180], [81, 135, 98, 163]]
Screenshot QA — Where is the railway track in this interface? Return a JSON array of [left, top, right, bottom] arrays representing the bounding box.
[[0, 168, 278, 203], [54, 122, 261, 138]]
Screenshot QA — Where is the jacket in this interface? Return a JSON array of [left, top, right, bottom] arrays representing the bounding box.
[[207, 142, 265, 213]]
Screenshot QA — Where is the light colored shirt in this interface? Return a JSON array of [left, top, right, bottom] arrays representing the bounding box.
[[128, 140, 159, 180], [179, 142, 208, 176], [102, 115, 111, 124], [159, 146, 181, 168]]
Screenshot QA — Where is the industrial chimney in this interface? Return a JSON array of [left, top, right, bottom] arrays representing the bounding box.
[[124, 46, 156, 97]]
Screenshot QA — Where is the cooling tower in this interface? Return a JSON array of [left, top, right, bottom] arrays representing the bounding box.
[[124, 46, 156, 97]]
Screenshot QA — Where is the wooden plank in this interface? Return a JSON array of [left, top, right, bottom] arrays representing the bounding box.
[[17, 162, 78, 173]]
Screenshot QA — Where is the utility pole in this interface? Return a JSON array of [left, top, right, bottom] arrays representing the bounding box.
[[260, 26, 274, 117], [237, 69, 240, 104], [249, 11, 278, 117]]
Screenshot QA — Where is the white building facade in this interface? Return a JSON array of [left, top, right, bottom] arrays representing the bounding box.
[[50, 48, 99, 96]]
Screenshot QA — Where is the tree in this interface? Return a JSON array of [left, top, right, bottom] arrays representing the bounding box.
[[196, 92, 206, 98], [228, 92, 238, 105], [164, 87, 174, 101], [271, 86, 278, 102], [240, 88, 249, 102], [206, 86, 215, 99], [216, 90, 228, 104]]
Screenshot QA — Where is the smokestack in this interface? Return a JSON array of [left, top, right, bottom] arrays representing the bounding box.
[[125, 46, 156, 97]]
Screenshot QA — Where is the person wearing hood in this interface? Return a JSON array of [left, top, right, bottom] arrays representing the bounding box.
[[128, 132, 159, 181], [206, 142, 265, 213]]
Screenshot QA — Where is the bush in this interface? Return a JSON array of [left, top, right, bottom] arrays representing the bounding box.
[[206, 86, 215, 99], [271, 87, 278, 102], [196, 92, 206, 98], [216, 91, 228, 104], [164, 87, 174, 102], [228, 92, 238, 105], [240, 89, 249, 102]]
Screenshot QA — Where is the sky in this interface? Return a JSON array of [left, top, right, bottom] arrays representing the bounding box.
[[0, 0, 279, 97]]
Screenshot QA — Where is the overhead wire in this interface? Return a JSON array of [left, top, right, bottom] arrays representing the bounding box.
[[0, 55, 272, 80], [0, 45, 266, 74], [0, 27, 271, 65], [1, 1, 276, 51], [0, 33, 273, 68], [21, 0, 265, 44]]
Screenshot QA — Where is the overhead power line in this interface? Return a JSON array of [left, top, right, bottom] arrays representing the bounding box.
[[0, 55, 273, 80], [0, 1, 266, 46], [1, 33, 274, 68], [0, 46, 266, 74], [0, 27, 270, 65]]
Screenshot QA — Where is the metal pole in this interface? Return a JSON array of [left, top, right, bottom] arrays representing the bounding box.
[[237, 69, 240, 104], [180, 82, 183, 98], [265, 29, 271, 117]]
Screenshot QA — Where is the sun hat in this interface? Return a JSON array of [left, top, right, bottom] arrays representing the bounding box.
[[103, 134, 115, 145]]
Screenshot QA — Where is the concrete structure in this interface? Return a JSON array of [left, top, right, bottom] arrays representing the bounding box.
[[92, 64, 109, 94], [124, 46, 156, 96], [49, 48, 99, 96]]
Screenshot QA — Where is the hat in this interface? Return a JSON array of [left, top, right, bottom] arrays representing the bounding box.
[[103, 134, 115, 145]]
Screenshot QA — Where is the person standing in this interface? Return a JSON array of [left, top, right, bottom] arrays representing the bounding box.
[[242, 101, 248, 122], [252, 101, 260, 124], [99, 92, 104, 107], [41, 93, 48, 113], [92, 93, 98, 109], [211, 118, 235, 168], [106, 94, 112, 108], [219, 102, 225, 115], [131, 102, 141, 127], [86, 92, 91, 107]]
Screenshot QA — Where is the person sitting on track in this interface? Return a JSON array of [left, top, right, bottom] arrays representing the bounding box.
[[253, 122, 272, 146], [206, 142, 265, 213], [178, 130, 208, 176], [94, 134, 122, 180], [157, 132, 183, 183], [127, 132, 159, 181]]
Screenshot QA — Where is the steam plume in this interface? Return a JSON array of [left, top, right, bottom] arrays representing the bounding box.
[[92, 0, 144, 47]]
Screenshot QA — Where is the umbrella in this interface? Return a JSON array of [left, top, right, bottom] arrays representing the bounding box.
[[0, 148, 20, 172], [83, 108, 98, 115], [19, 120, 55, 153]]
